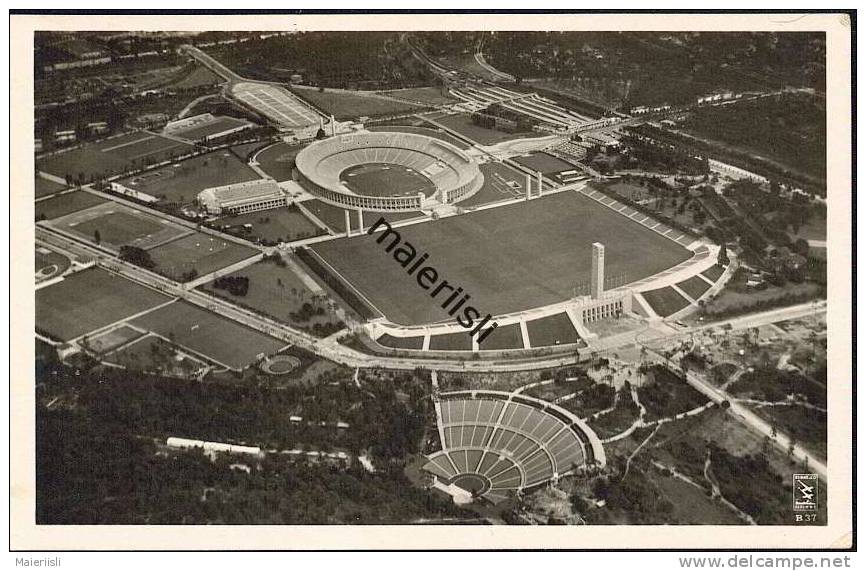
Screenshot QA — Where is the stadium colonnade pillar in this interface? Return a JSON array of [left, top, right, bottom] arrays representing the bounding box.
[[537, 171, 543, 194], [357, 208, 364, 233], [525, 173, 531, 200], [344, 210, 351, 237]]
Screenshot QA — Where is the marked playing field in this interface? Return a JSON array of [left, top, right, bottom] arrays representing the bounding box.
[[117, 150, 259, 204], [340, 163, 437, 198], [148, 232, 258, 281], [37, 131, 194, 182], [36, 267, 170, 341], [312, 191, 691, 326], [47, 202, 190, 250], [131, 300, 286, 370], [35, 191, 107, 221]]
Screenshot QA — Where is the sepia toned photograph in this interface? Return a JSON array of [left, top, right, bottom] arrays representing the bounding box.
[[10, 9, 854, 552]]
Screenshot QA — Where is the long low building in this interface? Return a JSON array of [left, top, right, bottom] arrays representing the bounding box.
[[197, 179, 288, 215]]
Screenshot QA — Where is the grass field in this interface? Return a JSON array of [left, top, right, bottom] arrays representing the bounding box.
[[429, 331, 473, 351], [219, 206, 324, 243], [36, 268, 169, 341], [477, 322, 523, 351], [255, 142, 302, 182], [382, 87, 458, 106], [290, 88, 423, 120], [341, 163, 437, 198], [701, 264, 726, 282], [526, 313, 579, 347], [459, 162, 528, 208], [641, 286, 691, 317], [377, 334, 424, 350], [676, 275, 712, 300], [117, 150, 260, 204], [131, 300, 286, 370], [35, 191, 107, 220], [86, 325, 144, 354], [199, 258, 341, 334], [512, 152, 576, 175], [431, 113, 537, 146], [38, 132, 194, 182], [148, 232, 258, 281], [35, 176, 66, 199], [170, 116, 251, 141], [300, 199, 424, 234], [312, 191, 691, 325], [49, 203, 190, 251], [35, 247, 71, 281]]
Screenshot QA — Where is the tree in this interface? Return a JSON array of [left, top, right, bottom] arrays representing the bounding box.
[[717, 243, 729, 266], [93, 229, 101, 245], [118, 246, 155, 270]]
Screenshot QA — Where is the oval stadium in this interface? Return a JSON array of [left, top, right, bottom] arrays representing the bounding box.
[[294, 131, 484, 211]]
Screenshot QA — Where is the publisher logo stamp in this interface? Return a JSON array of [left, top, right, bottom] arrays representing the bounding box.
[[793, 473, 818, 512]]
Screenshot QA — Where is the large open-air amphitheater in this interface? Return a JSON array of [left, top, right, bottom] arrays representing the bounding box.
[[423, 390, 605, 505], [294, 131, 485, 211]]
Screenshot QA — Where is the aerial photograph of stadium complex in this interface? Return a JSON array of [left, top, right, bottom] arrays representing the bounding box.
[[33, 26, 832, 528]]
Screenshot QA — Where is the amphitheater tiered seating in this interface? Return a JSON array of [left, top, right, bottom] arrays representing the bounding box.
[[424, 391, 602, 505]]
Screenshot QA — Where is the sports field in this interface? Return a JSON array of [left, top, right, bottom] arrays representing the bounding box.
[[219, 206, 323, 243], [512, 152, 577, 175], [131, 300, 286, 370], [37, 131, 194, 182], [35, 191, 107, 221], [431, 113, 537, 146], [290, 88, 423, 120], [117, 150, 260, 204], [148, 232, 258, 281], [199, 258, 341, 333], [255, 142, 302, 182], [36, 267, 170, 341], [382, 87, 459, 106], [340, 163, 437, 198], [312, 191, 691, 325], [48, 202, 190, 250], [169, 115, 251, 141], [35, 176, 66, 199]]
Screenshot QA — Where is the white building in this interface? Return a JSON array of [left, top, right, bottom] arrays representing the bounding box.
[[197, 179, 288, 215], [166, 437, 262, 456]]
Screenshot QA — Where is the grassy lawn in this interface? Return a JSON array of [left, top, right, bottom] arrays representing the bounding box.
[[431, 113, 537, 146], [701, 264, 726, 282], [117, 150, 260, 204], [676, 275, 712, 300], [219, 206, 324, 244], [703, 281, 823, 316], [38, 132, 194, 182], [131, 301, 286, 370], [49, 203, 190, 251], [86, 325, 144, 354], [459, 162, 528, 208], [367, 125, 470, 149], [641, 286, 691, 317], [429, 331, 473, 351], [312, 191, 691, 325], [512, 152, 577, 175], [478, 322, 524, 351], [255, 142, 302, 182], [300, 199, 423, 234], [35, 191, 107, 220], [526, 313, 579, 348], [199, 258, 342, 336], [382, 87, 458, 106], [291, 88, 424, 120], [147, 232, 258, 281], [377, 334, 424, 350], [35, 247, 71, 280], [36, 267, 169, 341], [35, 176, 66, 198]]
